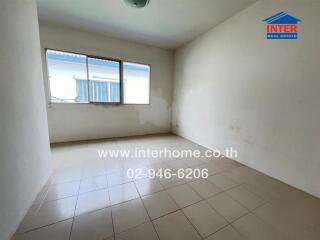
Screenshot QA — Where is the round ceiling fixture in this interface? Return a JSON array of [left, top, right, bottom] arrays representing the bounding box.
[[124, 0, 150, 8]]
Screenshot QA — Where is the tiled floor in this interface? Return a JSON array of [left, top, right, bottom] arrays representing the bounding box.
[[12, 134, 320, 240]]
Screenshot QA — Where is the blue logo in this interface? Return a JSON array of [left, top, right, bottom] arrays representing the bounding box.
[[263, 12, 301, 40]]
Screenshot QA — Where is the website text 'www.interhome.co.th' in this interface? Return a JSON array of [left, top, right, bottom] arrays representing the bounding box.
[[97, 147, 238, 160]]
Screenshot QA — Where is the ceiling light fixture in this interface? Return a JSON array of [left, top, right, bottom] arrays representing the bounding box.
[[124, 0, 150, 8]]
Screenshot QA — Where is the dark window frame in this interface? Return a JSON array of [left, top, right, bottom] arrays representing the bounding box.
[[45, 48, 151, 105]]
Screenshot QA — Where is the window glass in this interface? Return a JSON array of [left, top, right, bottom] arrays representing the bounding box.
[[88, 57, 120, 103], [47, 50, 88, 103], [123, 62, 150, 104]]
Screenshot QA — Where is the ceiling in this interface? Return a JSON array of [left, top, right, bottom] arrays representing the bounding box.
[[37, 0, 257, 50]]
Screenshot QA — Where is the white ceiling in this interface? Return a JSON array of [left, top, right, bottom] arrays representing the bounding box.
[[37, 0, 257, 50]]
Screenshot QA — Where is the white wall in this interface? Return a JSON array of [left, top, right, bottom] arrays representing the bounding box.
[[39, 22, 173, 143], [173, 0, 320, 198], [0, 1, 52, 239]]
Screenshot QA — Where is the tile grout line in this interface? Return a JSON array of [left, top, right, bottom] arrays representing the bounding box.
[[68, 170, 83, 240], [16, 218, 74, 235], [132, 173, 245, 223], [161, 184, 205, 239], [224, 183, 268, 211], [148, 174, 267, 239], [107, 187, 116, 239], [133, 181, 161, 240], [203, 184, 272, 239], [182, 181, 247, 240], [33, 177, 54, 212], [105, 165, 116, 239]]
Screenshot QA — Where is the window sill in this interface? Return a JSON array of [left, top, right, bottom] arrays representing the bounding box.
[[48, 102, 150, 106]]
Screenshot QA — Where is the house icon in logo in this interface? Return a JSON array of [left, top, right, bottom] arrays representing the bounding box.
[[263, 12, 301, 39]]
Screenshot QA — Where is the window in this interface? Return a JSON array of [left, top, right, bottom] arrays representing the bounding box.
[[46, 49, 150, 104], [123, 62, 150, 104], [87, 58, 120, 103], [47, 50, 88, 103]]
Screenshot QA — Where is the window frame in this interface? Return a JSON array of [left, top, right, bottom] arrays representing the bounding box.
[[86, 56, 122, 105], [45, 48, 151, 106]]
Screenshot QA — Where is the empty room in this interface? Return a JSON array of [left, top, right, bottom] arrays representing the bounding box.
[[1, 0, 320, 239]]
